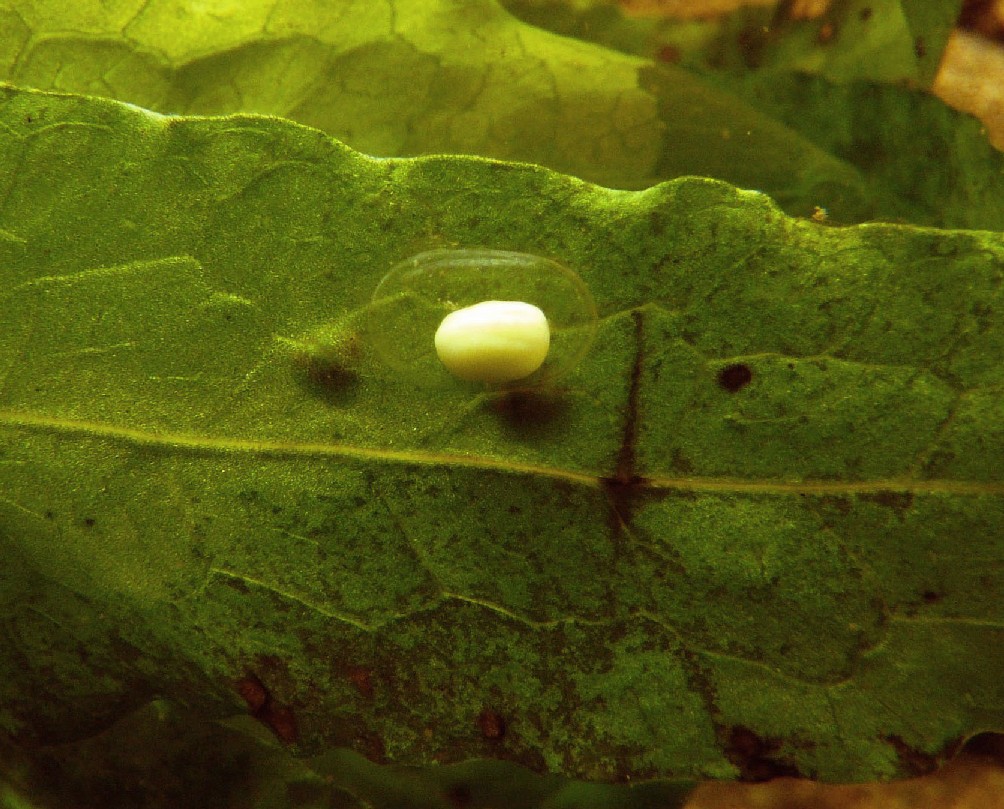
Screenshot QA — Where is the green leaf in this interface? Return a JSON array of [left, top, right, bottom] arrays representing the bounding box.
[[2, 86, 1003, 788], [0, 0, 872, 219], [503, 0, 1004, 231], [738, 0, 963, 88]]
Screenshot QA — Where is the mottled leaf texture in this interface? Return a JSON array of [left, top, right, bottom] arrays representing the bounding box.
[[0, 86, 1003, 786]]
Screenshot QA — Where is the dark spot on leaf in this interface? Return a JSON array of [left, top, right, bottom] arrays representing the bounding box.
[[656, 44, 680, 63], [859, 7, 873, 21], [735, 25, 767, 68], [649, 209, 666, 236], [264, 704, 299, 745], [914, 36, 927, 59], [346, 665, 374, 699], [82, 517, 95, 528], [886, 734, 937, 775], [487, 389, 567, 437], [298, 353, 359, 406], [477, 708, 506, 740], [725, 726, 801, 782], [445, 784, 473, 808], [44, 510, 54, 520], [236, 671, 299, 744], [717, 363, 753, 392], [670, 448, 694, 475], [861, 490, 913, 516], [922, 590, 943, 604], [817, 21, 836, 45], [236, 673, 268, 713]]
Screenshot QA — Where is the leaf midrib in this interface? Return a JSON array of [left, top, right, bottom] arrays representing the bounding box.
[[2, 409, 1001, 497]]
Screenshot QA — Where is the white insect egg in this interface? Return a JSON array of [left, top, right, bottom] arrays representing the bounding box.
[[368, 248, 596, 389], [434, 300, 550, 384]]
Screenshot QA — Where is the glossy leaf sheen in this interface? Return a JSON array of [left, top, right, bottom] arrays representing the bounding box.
[[0, 86, 1003, 784]]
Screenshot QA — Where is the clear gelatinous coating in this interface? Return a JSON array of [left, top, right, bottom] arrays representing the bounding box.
[[368, 249, 598, 388]]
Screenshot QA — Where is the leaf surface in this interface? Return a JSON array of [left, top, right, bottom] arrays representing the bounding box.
[[1, 86, 1003, 783], [0, 0, 871, 218]]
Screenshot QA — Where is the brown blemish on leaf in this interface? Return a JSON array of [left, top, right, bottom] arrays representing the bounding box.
[[487, 389, 568, 437], [725, 725, 801, 782], [817, 20, 837, 45], [264, 703, 299, 745], [236, 673, 268, 713], [346, 665, 375, 699], [292, 334, 360, 405], [477, 707, 506, 740], [861, 490, 914, 517], [234, 671, 299, 745], [445, 783, 474, 808]]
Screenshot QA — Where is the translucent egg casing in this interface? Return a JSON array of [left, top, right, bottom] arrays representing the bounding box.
[[368, 248, 597, 388]]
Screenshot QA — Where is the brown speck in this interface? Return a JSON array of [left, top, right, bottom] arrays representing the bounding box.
[[817, 21, 836, 44], [477, 708, 506, 740], [346, 665, 374, 699], [235, 671, 299, 745], [236, 674, 268, 713], [656, 44, 680, 63]]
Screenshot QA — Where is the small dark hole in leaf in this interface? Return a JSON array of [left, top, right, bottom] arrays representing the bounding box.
[[83, 517, 96, 528], [717, 363, 753, 392]]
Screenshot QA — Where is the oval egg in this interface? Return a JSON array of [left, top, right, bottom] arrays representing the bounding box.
[[368, 248, 596, 388]]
